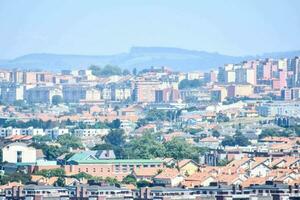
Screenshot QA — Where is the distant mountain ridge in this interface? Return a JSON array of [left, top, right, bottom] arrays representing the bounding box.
[[1, 47, 300, 72]]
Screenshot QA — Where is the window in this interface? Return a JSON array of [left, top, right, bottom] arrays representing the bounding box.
[[17, 151, 22, 163]]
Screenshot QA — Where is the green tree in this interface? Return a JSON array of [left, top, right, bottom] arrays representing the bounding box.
[[109, 119, 121, 129], [89, 65, 102, 76], [122, 69, 131, 76], [234, 131, 250, 146], [259, 128, 294, 139], [0, 172, 31, 185], [221, 136, 235, 146], [122, 175, 137, 185], [57, 134, 83, 149], [72, 172, 93, 180], [217, 159, 230, 166], [164, 137, 200, 160], [104, 129, 126, 147], [32, 135, 52, 143], [216, 113, 230, 122], [55, 177, 65, 186], [136, 180, 151, 188], [221, 131, 250, 147], [178, 79, 204, 89], [105, 177, 120, 186], [52, 95, 63, 105], [35, 168, 65, 178], [212, 130, 220, 138], [145, 109, 168, 122], [101, 65, 122, 76], [31, 142, 68, 160], [125, 133, 165, 159], [186, 128, 202, 135]]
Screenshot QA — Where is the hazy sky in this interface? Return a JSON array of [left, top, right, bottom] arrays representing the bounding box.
[[1, 0, 300, 59]]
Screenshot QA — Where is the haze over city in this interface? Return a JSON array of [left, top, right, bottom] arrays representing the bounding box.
[[1, 1, 300, 200], [1, 0, 300, 59]]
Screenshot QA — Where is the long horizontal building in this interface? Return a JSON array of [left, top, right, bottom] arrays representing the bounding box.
[[65, 152, 164, 181]]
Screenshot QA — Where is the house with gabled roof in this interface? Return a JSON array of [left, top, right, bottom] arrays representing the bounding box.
[[153, 168, 185, 187], [177, 159, 199, 176], [132, 168, 160, 182], [181, 172, 215, 188], [248, 161, 271, 177]]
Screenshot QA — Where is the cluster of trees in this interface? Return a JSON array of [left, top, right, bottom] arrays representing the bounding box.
[[31, 134, 83, 160], [178, 79, 204, 90], [51, 95, 63, 105], [35, 168, 65, 178], [0, 118, 121, 130], [75, 119, 121, 129], [258, 128, 295, 139], [221, 130, 250, 147], [137, 109, 181, 127], [122, 174, 153, 188], [0, 171, 31, 185], [216, 113, 230, 123], [93, 130, 208, 161], [89, 65, 130, 77]]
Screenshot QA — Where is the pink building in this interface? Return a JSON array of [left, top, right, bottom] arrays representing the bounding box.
[[279, 70, 287, 88], [272, 79, 280, 90]]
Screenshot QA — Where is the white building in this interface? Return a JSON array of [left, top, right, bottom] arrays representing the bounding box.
[[21, 127, 45, 136], [0, 127, 45, 137], [0, 127, 21, 137], [73, 129, 109, 138], [2, 142, 37, 164], [45, 127, 69, 139]]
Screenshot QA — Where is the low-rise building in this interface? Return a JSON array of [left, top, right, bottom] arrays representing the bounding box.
[[45, 127, 69, 139], [2, 142, 37, 164], [73, 129, 109, 138]]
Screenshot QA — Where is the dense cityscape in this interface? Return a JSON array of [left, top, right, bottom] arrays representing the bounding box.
[[0, 56, 299, 199], [1, 0, 300, 199]]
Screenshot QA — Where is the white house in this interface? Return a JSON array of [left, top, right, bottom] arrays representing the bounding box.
[[248, 162, 271, 177], [2, 142, 37, 164]]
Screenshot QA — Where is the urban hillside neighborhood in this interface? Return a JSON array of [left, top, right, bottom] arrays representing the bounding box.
[[0, 56, 300, 199]]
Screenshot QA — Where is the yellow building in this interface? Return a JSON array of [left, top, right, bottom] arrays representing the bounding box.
[[177, 159, 199, 176], [227, 84, 253, 98]]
